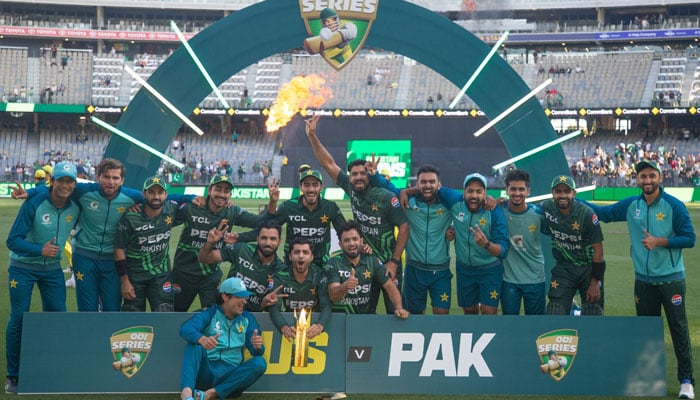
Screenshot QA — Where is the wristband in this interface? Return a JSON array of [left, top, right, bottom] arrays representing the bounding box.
[[483, 241, 492, 250], [390, 257, 401, 265], [116, 259, 128, 277], [591, 261, 606, 281]]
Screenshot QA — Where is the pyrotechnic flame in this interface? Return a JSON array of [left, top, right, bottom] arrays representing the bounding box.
[[265, 74, 332, 133]]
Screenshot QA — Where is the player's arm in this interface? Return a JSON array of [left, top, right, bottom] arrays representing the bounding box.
[[114, 247, 135, 301], [586, 242, 604, 303], [385, 221, 409, 279], [577, 197, 631, 223], [382, 279, 409, 319], [668, 201, 696, 249], [6, 201, 44, 256], [312, 278, 332, 337], [328, 267, 357, 302], [369, 172, 400, 196], [198, 222, 226, 264], [488, 207, 510, 258], [304, 114, 341, 182]]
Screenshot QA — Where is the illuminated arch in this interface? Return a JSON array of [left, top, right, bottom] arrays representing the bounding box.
[[105, 0, 567, 194]]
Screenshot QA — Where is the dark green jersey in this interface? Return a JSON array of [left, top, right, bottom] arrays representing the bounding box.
[[337, 171, 407, 262], [221, 242, 286, 312], [173, 201, 268, 276], [540, 200, 604, 267], [114, 201, 180, 276], [272, 197, 346, 268], [268, 268, 331, 331], [325, 253, 390, 314]]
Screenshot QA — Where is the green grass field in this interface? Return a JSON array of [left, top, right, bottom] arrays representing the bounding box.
[[0, 198, 698, 399]]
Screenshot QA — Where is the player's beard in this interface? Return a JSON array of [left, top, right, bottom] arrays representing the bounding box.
[[466, 197, 483, 212], [257, 244, 277, 258], [147, 199, 163, 210], [343, 247, 360, 259]]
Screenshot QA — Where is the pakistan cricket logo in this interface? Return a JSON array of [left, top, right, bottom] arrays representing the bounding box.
[[536, 329, 578, 381], [299, 0, 378, 70], [110, 326, 154, 378]]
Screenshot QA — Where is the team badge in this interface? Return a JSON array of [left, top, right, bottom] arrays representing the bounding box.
[[536, 329, 578, 381], [299, 0, 378, 70], [671, 294, 683, 305], [110, 326, 154, 378]]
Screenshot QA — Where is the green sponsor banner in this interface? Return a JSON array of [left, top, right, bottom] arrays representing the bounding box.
[[347, 140, 411, 189], [20, 312, 345, 394], [345, 315, 665, 396], [0, 103, 86, 113]]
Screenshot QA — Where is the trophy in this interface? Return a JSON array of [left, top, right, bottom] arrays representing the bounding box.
[[293, 307, 311, 367]]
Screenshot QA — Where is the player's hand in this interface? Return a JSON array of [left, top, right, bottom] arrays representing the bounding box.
[[365, 153, 381, 176], [120, 277, 136, 301], [281, 325, 296, 341], [192, 196, 206, 208], [360, 243, 373, 255], [207, 220, 228, 244], [469, 224, 489, 248], [345, 268, 358, 291], [384, 259, 398, 280], [307, 323, 324, 339], [10, 181, 27, 199], [586, 279, 601, 303], [251, 329, 263, 350], [198, 333, 220, 350], [41, 237, 59, 257], [484, 195, 498, 211], [267, 177, 280, 204], [394, 308, 410, 319], [445, 226, 455, 241], [305, 114, 320, 137], [641, 229, 659, 250], [127, 203, 142, 213], [399, 189, 409, 208], [262, 285, 288, 308]]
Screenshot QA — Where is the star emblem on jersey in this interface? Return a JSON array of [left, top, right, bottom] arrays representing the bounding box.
[[479, 218, 486, 226], [435, 208, 444, 215], [117, 206, 126, 213], [440, 293, 449, 302], [363, 270, 371, 279], [529, 224, 536, 232], [64, 214, 72, 223], [371, 203, 379, 212], [550, 280, 559, 289], [165, 216, 172, 225], [320, 214, 329, 223], [490, 290, 498, 299], [10, 279, 17, 288], [656, 212, 665, 220], [571, 221, 580, 231], [310, 288, 316, 296], [76, 272, 84, 281]]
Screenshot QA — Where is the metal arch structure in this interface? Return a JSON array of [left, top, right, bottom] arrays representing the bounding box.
[[104, 0, 568, 194]]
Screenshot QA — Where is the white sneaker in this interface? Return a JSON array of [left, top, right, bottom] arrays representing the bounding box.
[[330, 393, 347, 400], [65, 274, 76, 288], [680, 382, 695, 399]]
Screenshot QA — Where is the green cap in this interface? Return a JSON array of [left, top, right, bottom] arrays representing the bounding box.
[[209, 174, 233, 188], [320, 7, 338, 20], [551, 175, 576, 190], [143, 176, 167, 191], [636, 160, 661, 174], [299, 169, 323, 183]]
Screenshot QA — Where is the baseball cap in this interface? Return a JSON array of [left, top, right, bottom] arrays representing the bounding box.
[[299, 169, 323, 183], [143, 176, 167, 191], [209, 174, 233, 188], [34, 169, 46, 179], [53, 162, 77, 181], [42, 165, 53, 175], [463, 173, 487, 189], [636, 160, 661, 174], [551, 175, 576, 190], [219, 277, 253, 298]]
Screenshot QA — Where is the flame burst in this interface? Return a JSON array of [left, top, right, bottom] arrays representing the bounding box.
[[265, 74, 332, 133]]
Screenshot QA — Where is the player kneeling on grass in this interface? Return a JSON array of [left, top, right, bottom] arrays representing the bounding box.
[[179, 277, 266, 400]]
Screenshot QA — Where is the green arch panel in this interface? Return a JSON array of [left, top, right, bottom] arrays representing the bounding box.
[[105, 0, 568, 194]]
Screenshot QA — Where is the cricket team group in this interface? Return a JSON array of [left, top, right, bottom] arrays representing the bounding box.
[[4, 114, 697, 400]]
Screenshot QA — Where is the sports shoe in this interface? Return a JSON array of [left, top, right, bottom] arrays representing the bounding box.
[[330, 393, 347, 400], [65, 274, 76, 288], [5, 376, 18, 394], [680, 381, 695, 399]]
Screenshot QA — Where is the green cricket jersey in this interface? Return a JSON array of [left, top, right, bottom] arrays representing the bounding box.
[[173, 201, 269, 276], [114, 201, 181, 277], [336, 171, 407, 262], [325, 253, 390, 314], [272, 197, 346, 268], [540, 200, 604, 267], [269, 267, 332, 330], [221, 242, 286, 312]]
